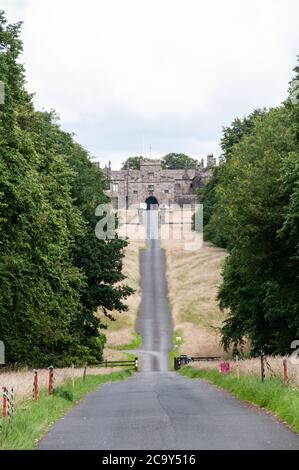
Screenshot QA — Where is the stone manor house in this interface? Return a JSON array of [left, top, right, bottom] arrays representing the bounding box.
[[102, 155, 217, 209]]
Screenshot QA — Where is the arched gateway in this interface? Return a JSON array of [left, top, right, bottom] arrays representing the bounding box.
[[145, 196, 158, 210]]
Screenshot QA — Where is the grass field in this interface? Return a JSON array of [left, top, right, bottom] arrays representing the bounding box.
[[0, 370, 133, 450], [102, 217, 227, 360], [106, 218, 228, 360], [161, 231, 228, 357], [180, 366, 299, 434], [103, 239, 144, 359]]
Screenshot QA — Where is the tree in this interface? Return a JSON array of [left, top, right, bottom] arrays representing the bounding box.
[[221, 109, 267, 161], [23, 109, 134, 363], [217, 102, 299, 354], [161, 153, 197, 169], [200, 109, 267, 248], [0, 13, 85, 365], [122, 156, 145, 170], [0, 12, 133, 366]]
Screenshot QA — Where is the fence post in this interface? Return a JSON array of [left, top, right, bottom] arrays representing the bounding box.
[[105, 359, 108, 368], [174, 357, 181, 370], [134, 357, 138, 372], [83, 364, 87, 381], [71, 363, 75, 388], [2, 386, 7, 421], [33, 370, 38, 401], [283, 359, 288, 386], [48, 366, 54, 395], [9, 388, 14, 420], [260, 352, 265, 382]]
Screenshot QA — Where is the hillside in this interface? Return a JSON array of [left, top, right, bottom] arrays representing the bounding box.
[[103, 239, 143, 359], [161, 234, 227, 357]]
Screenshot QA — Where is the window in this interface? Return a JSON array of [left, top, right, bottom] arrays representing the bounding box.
[[112, 183, 119, 192], [148, 184, 154, 191], [164, 189, 169, 194], [133, 190, 138, 195], [175, 183, 181, 191], [148, 172, 154, 177]]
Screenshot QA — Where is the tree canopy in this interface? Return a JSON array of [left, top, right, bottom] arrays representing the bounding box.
[[199, 61, 299, 355], [0, 12, 132, 366], [121, 156, 145, 170], [161, 153, 197, 169]]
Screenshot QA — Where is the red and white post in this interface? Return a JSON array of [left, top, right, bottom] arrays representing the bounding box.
[[2, 386, 7, 420], [48, 366, 54, 395], [33, 370, 38, 400]]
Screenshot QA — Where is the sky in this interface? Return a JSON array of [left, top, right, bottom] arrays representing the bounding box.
[[1, 0, 299, 169]]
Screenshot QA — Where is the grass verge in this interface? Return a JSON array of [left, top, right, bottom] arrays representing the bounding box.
[[114, 332, 142, 351], [113, 332, 142, 360], [169, 329, 183, 370], [0, 369, 133, 450], [180, 367, 299, 434]]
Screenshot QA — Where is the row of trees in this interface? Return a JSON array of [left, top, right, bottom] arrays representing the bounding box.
[[199, 63, 299, 355], [122, 153, 199, 170], [0, 12, 132, 366]]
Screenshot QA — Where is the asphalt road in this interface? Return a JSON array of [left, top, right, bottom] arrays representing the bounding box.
[[39, 223, 299, 450], [135, 238, 173, 372]]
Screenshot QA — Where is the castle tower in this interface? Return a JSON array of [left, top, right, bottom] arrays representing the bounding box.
[[206, 154, 216, 167]]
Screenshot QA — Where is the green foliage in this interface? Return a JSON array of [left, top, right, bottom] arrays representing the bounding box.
[[161, 153, 197, 169], [114, 332, 142, 351], [221, 108, 267, 161], [52, 386, 74, 401], [0, 12, 133, 366], [200, 109, 267, 247], [122, 155, 145, 169], [218, 103, 299, 354], [196, 167, 228, 247], [180, 367, 299, 435], [199, 61, 299, 355]]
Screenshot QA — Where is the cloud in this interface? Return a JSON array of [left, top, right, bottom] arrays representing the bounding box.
[[2, 0, 299, 168]]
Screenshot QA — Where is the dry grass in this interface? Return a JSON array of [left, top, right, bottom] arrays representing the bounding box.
[[190, 356, 299, 387], [104, 215, 227, 359], [0, 366, 121, 404], [103, 238, 144, 356], [161, 226, 228, 357]]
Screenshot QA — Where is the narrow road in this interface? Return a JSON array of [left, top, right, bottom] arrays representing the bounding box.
[[135, 238, 173, 372], [39, 216, 299, 450]]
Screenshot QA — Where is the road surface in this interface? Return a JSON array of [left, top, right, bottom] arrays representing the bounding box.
[[135, 238, 173, 372], [39, 220, 299, 450]]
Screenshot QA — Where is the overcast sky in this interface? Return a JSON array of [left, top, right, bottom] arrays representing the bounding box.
[[2, 0, 298, 169]]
